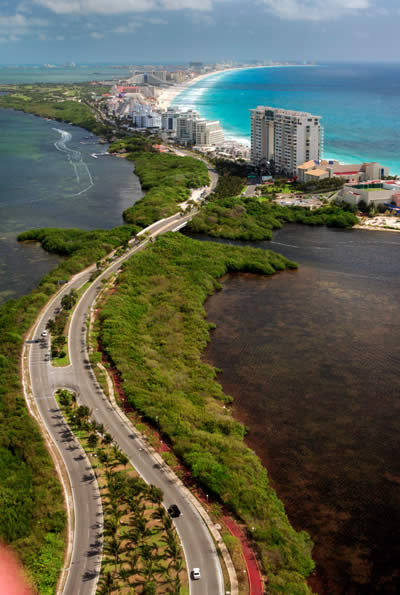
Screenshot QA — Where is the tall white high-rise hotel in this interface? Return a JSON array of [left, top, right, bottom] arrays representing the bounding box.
[[250, 106, 323, 174]]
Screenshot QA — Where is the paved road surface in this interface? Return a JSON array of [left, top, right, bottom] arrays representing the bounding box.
[[27, 166, 223, 595]]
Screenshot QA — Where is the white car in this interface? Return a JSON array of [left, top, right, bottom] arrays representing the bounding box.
[[191, 568, 201, 580], [41, 330, 48, 337]]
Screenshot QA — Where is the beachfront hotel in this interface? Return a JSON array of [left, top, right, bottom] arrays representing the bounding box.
[[175, 110, 224, 147], [250, 106, 323, 174]]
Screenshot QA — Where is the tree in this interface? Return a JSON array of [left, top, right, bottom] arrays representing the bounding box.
[[76, 405, 91, 422], [102, 432, 113, 445], [53, 335, 65, 350], [97, 450, 109, 465], [87, 433, 98, 449], [97, 571, 115, 595], [46, 319, 56, 332], [58, 389, 71, 407], [61, 289, 78, 310], [116, 451, 129, 470], [148, 485, 163, 505], [104, 536, 122, 566]]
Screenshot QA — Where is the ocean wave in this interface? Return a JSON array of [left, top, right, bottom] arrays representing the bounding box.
[[53, 128, 94, 196]]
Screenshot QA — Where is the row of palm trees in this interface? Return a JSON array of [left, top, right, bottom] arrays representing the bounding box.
[[98, 469, 183, 594], [55, 389, 185, 594]]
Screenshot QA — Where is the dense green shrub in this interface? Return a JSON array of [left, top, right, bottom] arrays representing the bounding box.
[[98, 233, 314, 592], [0, 84, 109, 135], [188, 196, 358, 240], [0, 224, 139, 591], [107, 137, 209, 228]]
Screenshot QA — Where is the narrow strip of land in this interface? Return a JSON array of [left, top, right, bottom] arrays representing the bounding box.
[[25, 165, 227, 594]]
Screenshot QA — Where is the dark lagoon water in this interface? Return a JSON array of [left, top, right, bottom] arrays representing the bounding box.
[[199, 226, 400, 594], [0, 109, 142, 303]]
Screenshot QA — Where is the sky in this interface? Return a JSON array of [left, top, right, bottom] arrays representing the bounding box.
[[0, 0, 399, 64]]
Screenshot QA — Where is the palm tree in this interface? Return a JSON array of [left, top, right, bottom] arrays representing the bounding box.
[[97, 449, 109, 466], [151, 507, 166, 523], [116, 451, 129, 470], [87, 433, 98, 449], [104, 514, 119, 538], [104, 536, 122, 566], [97, 571, 115, 595], [102, 432, 113, 445], [148, 485, 163, 505]]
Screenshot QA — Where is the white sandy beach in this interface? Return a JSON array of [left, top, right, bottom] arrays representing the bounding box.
[[156, 65, 268, 111], [355, 216, 400, 232]]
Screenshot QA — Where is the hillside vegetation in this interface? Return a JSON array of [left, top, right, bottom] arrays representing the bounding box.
[[98, 233, 315, 593]]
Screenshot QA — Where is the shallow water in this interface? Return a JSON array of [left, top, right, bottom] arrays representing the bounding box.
[[199, 226, 400, 594], [0, 109, 143, 303], [173, 63, 400, 174]]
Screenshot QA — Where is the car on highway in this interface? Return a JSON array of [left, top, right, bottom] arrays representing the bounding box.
[[191, 568, 201, 580], [41, 330, 48, 337], [167, 504, 181, 518]]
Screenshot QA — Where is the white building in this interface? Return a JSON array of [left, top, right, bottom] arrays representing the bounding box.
[[297, 160, 390, 184], [339, 182, 399, 207], [175, 111, 224, 146], [161, 107, 182, 132], [194, 119, 224, 146], [176, 110, 200, 143], [250, 106, 323, 175], [130, 103, 161, 128]]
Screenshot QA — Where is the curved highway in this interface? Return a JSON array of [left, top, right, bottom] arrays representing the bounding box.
[[27, 166, 225, 594]]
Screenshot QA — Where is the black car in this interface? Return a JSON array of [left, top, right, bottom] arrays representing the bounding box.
[[167, 504, 181, 518]]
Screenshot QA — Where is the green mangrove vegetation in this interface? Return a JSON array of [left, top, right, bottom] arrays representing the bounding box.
[[188, 196, 359, 241], [18, 225, 138, 261], [97, 232, 315, 593], [0, 83, 109, 135], [209, 158, 247, 200], [108, 136, 210, 228], [0, 226, 140, 591]]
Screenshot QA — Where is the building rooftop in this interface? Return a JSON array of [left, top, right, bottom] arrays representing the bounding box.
[[297, 160, 318, 170], [306, 169, 328, 177]]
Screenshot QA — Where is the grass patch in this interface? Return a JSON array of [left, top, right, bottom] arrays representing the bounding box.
[[97, 232, 315, 593]]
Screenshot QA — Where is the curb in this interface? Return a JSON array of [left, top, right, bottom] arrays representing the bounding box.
[[95, 354, 238, 595]]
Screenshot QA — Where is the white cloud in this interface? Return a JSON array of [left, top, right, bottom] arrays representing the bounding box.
[[90, 30, 104, 37], [146, 17, 168, 23], [189, 11, 215, 26], [260, 0, 370, 21], [112, 21, 142, 32], [33, 0, 212, 14], [0, 12, 49, 41], [33, 0, 155, 14], [161, 0, 212, 9], [0, 13, 48, 27]]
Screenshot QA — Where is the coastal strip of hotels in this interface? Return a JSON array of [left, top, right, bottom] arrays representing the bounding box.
[[92, 62, 400, 216]]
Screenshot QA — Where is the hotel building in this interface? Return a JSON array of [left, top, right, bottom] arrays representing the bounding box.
[[250, 106, 323, 174], [176, 111, 224, 147]]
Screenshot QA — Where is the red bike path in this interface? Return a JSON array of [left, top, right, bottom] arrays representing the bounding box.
[[224, 516, 264, 595]]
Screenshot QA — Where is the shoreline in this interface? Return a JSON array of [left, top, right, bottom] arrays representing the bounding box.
[[354, 216, 400, 233], [163, 66, 400, 174], [156, 64, 288, 112]]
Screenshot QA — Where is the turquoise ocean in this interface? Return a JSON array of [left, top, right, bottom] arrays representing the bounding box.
[[172, 63, 400, 175]]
